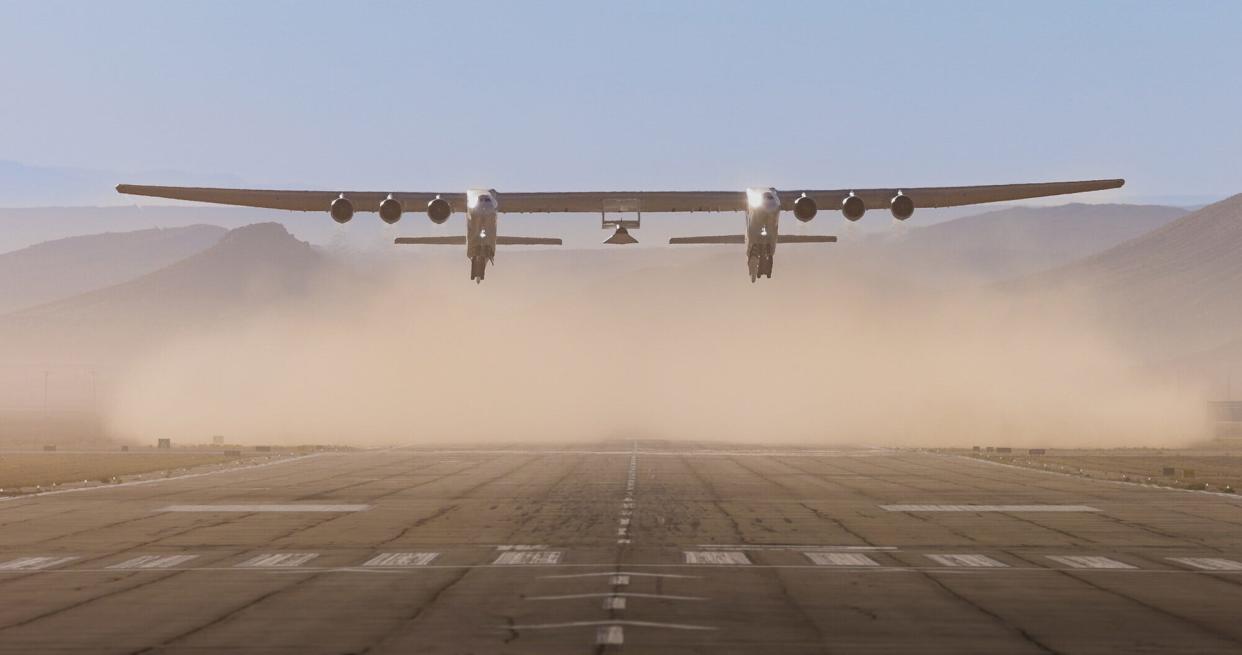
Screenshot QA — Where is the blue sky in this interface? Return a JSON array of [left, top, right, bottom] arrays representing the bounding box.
[[1, 0, 1239, 203]]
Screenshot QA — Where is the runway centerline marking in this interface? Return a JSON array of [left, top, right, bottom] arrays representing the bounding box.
[[926, 554, 1008, 568], [364, 552, 438, 567], [494, 551, 562, 565], [160, 504, 369, 512], [108, 554, 198, 569], [1047, 555, 1135, 569], [882, 504, 1100, 512], [596, 625, 624, 645], [684, 551, 751, 565], [1168, 557, 1242, 571], [806, 552, 879, 566], [236, 553, 319, 568], [0, 556, 78, 570]]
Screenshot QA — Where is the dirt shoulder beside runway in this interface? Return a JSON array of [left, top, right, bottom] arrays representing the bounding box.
[[944, 447, 1242, 492]]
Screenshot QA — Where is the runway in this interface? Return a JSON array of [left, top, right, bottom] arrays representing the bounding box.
[[3, 443, 1242, 654]]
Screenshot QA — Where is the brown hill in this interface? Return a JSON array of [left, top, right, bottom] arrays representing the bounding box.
[[0, 225, 226, 314], [1043, 193, 1242, 359], [0, 223, 330, 365], [853, 203, 1186, 279]]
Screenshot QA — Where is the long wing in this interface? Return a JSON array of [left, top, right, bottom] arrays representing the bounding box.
[[116, 178, 1123, 214]]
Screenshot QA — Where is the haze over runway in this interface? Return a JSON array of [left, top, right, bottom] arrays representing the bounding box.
[[5, 444, 1242, 653]]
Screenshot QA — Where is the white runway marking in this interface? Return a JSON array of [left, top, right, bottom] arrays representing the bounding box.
[[1047, 555, 1135, 569], [611, 574, 630, 585], [494, 551, 562, 565], [684, 551, 751, 565], [882, 504, 1100, 512], [603, 597, 626, 610], [806, 552, 879, 566], [108, 554, 198, 569], [363, 552, 438, 567], [508, 620, 716, 631], [236, 553, 319, 568], [926, 554, 1008, 568], [160, 504, 368, 512], [1168, 557, 1242, 571], [527, 592, 706, 601], [542, 571, 699, 579], [596, 625, 624, 645], [495, 545, 548, 551], [0, 556, 77, 570]]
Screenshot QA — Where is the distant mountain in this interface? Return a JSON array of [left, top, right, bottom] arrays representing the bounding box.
[[0, 225, 226, 314], [0, 223, 331, 365], [1040, 194, 1242, 358], [852, 203, 1187, 279]]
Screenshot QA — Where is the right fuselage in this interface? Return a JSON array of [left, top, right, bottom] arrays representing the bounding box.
[[745, 187, 781, 281]]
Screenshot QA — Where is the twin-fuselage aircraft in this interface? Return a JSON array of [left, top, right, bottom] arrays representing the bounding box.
[[116, 178, 1124, 282]]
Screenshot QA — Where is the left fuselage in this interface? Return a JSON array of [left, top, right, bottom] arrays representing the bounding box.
[[466, 189, 498, 281]]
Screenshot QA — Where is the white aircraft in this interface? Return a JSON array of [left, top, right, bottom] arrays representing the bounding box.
[[116, 178, 1123, 282]]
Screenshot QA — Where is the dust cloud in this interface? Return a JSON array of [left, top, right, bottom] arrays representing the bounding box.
[[97, 247, 1205, 448]]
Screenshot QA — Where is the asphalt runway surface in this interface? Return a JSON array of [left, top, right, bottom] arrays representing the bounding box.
[[3, 443, 1242, 654]]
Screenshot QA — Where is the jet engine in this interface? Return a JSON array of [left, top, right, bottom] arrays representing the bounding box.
[[427, 196, 452, 224], [890, 193, 914, 220], [842, 194, 865, 221], [378, 195, 403, 224], [330, 195, 354, 224], [793, 194, 817, 222]]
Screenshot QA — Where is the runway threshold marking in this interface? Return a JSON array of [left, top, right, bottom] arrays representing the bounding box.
[[684, 551, 750, 565], [0, 556, 78, 570], [926, 554, 1008, 568], [494, 551, 562, 565], [236, 553, 319, 568], [806, 552, 879, 566], [108, 554, 198, 569], [159, 504, 369, 512], [364, 552, 439, 567], [1168, 557, 1242, 571], [1046, 555, 1135, 570], [881, 504, 1100, 512]]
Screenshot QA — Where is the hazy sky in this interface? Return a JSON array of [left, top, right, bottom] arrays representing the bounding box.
[[2, 1, 1239, 201]]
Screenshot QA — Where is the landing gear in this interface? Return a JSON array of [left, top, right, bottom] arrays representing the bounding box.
[[470, 256, 487, 283], [748, 253, 774, 282]]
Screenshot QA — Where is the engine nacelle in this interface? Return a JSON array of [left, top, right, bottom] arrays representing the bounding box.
[[793, 194, 817, 222], [890, 193, 914, 221], [427, 196, 452, 224], [330, 195, 354, 224], [378, 195, 403, 224], [842, 194, 865, 221]]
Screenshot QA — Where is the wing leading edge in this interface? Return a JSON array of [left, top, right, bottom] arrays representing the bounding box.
[[116, 179, 1123, 215]]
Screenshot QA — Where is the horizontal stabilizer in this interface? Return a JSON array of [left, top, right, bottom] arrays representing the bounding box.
[[669, 235, 745, 245], [495, 236, 562, 245], [394, 236, 467, 245], [777, 235, 837, 243]]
